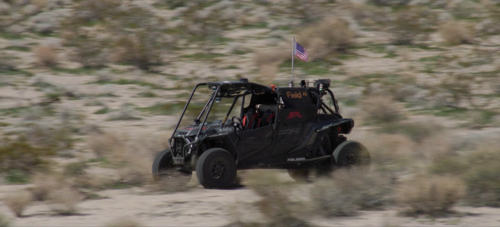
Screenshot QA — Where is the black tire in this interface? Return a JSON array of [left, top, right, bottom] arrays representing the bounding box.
[[196, 148, 237, 189], [332, 140, 371, 169], [152, 149, 192, 185]]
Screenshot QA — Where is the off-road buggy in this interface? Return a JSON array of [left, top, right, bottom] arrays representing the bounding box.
[[152, 79, 370, 189]]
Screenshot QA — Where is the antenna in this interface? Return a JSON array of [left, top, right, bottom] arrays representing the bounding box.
[[290, 37, 295, 87]]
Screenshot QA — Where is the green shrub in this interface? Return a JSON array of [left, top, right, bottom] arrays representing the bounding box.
[[63, 162, 89, 176], [464, 144, 500, 207], [0, 136, 54, 174]]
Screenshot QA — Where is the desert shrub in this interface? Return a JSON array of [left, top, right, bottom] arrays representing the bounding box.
[[235, 170, 310, 226], [106, 104, 142, 121], [71, 0, 122, 23], [360, 95, 403, 124], [105, 217, 144, 227], [33, 45, 57, 67], [282, 0, 325, 24], [435, 73, 493, 109], [365, 134, 415, 176], [350, 2, 387, 27], [179, 1, 237, 52], [0, 136, 54, 174], [463, 142, 500, 207], [65, 32, 108, 68], [390, 7, 436, 45], [3, 190, 32, 217], [298, 17, 354, 61], [48, 187, 83, 215], [24, 123, 73, 151], [397, 175, 465, 217], [378, 121, 442, 142], [87, 133, 123, 159], [155, 0, 186, 9], [113, 30, 166, 71], [0, 213, 9, 227], [440, 20, 474, 45], [372, 0, 410, 6], [31, 173, 61, 201], [311, 170, 394, 217], [253, 49, 288, 68], [63, 161, 89, 177], [429, 155, 469, 176]]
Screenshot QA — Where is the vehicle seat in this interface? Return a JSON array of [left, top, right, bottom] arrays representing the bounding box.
[[258, 109, 275, 127], [242, 108, 260, 130]]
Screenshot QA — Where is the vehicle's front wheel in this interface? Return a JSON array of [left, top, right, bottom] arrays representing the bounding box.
[[332, 140, 371, 170], [196, 148, 237, 189], [152, 149, 192, 186]]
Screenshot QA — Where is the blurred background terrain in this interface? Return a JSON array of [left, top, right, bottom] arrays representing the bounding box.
[[1, 0, 500, 226]]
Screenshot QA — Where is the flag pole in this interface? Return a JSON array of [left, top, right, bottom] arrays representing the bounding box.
[[290, 37, 295, 87]]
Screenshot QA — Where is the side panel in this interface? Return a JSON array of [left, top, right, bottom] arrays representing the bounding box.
[[235, 125, 274, 163]]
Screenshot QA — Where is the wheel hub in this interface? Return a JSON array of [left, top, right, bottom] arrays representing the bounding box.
[[210, 161, 225, 179], [345, 153, 357, 165]]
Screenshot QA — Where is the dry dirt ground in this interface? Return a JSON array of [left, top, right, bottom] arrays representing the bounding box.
[[3, 174, 500, 226], [2, 0, 500, 226]]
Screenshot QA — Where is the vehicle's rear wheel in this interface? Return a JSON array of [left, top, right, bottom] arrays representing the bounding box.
[[196, 148, 237, 189], [152, 149, 192, 186], [332, 140, 371, 170]]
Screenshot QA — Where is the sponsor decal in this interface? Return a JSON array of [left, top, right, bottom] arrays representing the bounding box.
[[286, 91, 308, 98], [286, 111, 303, 119], [287, 157, 306, 162]]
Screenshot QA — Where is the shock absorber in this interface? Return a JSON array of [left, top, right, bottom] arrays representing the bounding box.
[[317, 139, 328, 157]]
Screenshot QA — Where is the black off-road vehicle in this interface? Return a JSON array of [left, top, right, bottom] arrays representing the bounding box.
[[152, 79, 370, 189]]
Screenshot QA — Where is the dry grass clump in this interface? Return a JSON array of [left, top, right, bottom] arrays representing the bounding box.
[[311, 170, 394, 217], [104, 217, 145, 227], [440, 21, 475, 45], [113, 31, 166, 71], [378, 120, 443, 143], [350, 2, 387, 27], [360, 95, 404, 124], [463, 141, 500, 207], [47, 187, 84, 215], [33, 45, 58, 67], [31, 173, 61, 201], [87, 133, 123, 159], [397, 175, 465, 217], [234, 170, 311, 227], [87, 132, 164, 187], [298, 17, 354, 61], [253, 49, 288, 68], [362, 134, 414, 176], [3, 190, 32, 217]]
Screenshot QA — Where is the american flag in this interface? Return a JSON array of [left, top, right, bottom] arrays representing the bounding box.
[[294, 42, 308, 62]]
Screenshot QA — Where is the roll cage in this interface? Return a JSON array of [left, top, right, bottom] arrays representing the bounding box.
[[169, 79, 342, 151]]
